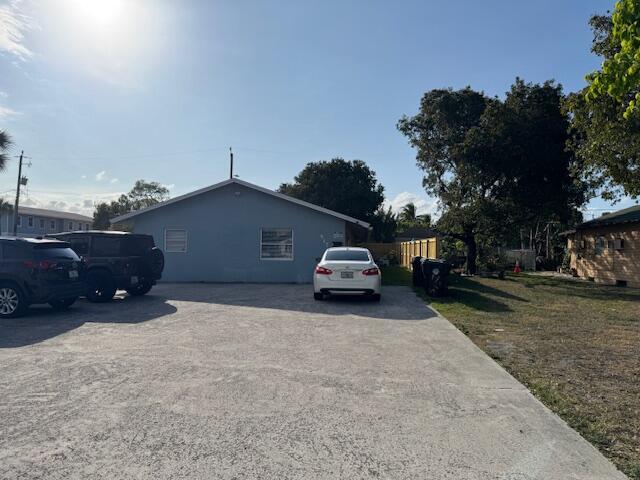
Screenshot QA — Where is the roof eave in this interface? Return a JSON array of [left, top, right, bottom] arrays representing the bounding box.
[[110, 178, 371, 229]]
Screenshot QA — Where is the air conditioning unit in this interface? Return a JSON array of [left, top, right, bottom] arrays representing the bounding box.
[[613, 239, 624, 250]]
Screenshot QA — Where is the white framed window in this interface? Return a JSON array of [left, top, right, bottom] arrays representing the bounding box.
[[39, 218, 45, 229], [50, 220, 56, 230], [165, 229, 187, 253], [68, 221, 73, 231], [260, 228, 293, 260]]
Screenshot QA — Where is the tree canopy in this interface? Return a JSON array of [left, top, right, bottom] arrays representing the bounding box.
[[0, 130, 12, 172], [399, 80, 587, 273], [586, 0, 640, 119], [93, 179, 170, 229], [278, 158, 385, 223], [565, 9, 640, 199]]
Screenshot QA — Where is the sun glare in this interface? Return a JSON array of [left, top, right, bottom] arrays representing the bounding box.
[[72, 0, 126, 30]]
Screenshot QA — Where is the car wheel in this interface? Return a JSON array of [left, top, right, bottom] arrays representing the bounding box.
[[86, 271, 117, 303], [49, 297, 77, 310], [371, 293, 381, 302], [126, 281, 152, 296], [313, 292, 324, 301], [0, 283, 27, 318]]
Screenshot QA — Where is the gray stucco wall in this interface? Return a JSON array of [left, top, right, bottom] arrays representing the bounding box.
[[128, 183, 346, 283]]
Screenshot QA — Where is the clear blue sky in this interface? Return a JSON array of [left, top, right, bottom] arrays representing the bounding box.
[[0, 0, 634, 218]]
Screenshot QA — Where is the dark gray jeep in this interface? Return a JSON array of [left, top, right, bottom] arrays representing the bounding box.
[[48, 231, 164, 302]]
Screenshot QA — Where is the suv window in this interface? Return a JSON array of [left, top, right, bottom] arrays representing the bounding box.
[[123, 236, 154, 256], [91, 236, 122, 256], [34, 245, 80, 261], [1, 242, 31, 260], [68, 237, 90, 255]]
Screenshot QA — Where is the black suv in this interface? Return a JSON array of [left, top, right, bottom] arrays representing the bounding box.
[[48, 231, 164, 302], [0, 237, 86, 318]]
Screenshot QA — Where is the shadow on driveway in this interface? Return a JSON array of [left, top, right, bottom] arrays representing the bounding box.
[[156, 283, 436, 322], [0, 294, 177, 349], [0, 284, 435, 349]]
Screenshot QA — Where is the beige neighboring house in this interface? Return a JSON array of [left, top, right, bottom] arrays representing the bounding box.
[[565, 205, 640, 288]]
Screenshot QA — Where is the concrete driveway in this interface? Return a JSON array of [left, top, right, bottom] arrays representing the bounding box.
[[0, 284, 625, 479]]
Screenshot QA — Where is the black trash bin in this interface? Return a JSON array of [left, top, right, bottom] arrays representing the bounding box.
[[411, 256, 425, 287], [421, 259, 451, 297]]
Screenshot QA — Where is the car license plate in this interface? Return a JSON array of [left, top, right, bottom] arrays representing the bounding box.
[[130, 276, 138, 285], [341, 271, 354, 279], [68, 270, 78, 279]]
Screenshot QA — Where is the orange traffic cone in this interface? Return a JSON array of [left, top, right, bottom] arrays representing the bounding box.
[[513, 260, 521, 274]]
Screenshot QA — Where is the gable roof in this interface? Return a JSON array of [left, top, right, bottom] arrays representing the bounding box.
[[577, 204, 640, 230], [110, 178, 371, 228], [18, 206, 92, 222]]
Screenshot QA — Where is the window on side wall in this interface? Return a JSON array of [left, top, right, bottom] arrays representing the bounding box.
[[50, 220, 56, 230], [39, 218, 44, 229], [165, 229, 187, 253], [260, 228, 293, 260], [17, 216, 21, 227], [68, 222, 73, 231], [28, 216, 33, 227], [595, 236, 605, 255]]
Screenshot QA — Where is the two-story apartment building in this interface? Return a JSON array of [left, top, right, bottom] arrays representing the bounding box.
[[0, 206, 93, 237]]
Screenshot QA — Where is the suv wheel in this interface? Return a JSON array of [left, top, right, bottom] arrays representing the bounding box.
[[86, 271, 117, 303], [49, 297, 77, 310], [126, 281, 153, 297], [0, 283, 27, 318]]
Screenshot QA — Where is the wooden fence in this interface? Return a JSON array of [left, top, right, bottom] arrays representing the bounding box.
[[400, 238, 440, 268]]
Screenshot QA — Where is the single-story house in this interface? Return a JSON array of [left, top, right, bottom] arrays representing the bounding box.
[[564, 204, 640, 288], [111, 178, 370, 283]]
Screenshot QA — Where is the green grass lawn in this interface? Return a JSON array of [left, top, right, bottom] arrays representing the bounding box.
[[382, 266, 640, 479]]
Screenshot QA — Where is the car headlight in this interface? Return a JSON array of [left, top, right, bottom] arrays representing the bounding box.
[[432, 268, 440, 275]]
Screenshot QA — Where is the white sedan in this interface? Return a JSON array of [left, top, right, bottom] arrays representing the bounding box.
[[313, 247, 381, 301]]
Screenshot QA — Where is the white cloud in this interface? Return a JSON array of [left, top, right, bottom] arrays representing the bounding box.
[[0, 91, 8, 98], [0, 105, 19, 117], [0, 0, 34, 60], [385, 191, 438, 217], [110, 178, 119, 184], [95, 170, 107, 181], [80, 174, 87, 179]]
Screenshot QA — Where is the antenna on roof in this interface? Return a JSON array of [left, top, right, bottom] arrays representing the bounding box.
[[229, 147, 234, 179]]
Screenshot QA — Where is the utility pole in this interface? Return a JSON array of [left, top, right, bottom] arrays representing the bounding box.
[[229, 147, 234, 179], [12, 151, 24, 236]]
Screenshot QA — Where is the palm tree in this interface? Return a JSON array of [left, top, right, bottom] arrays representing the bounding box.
[[400, 203, 417, 223], [0, 198, 13, 236], [0, 130, 12, 172]]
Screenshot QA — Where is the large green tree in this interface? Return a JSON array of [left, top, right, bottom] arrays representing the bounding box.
[[93, 179, 170, 229], [565, 10, 640, 199], [399, 80, 587, 273], [398, 202, 431, 231], [278, 158, 385, 223]]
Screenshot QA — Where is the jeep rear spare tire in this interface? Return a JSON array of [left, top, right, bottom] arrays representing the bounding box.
[[143, 246, 164, 277]]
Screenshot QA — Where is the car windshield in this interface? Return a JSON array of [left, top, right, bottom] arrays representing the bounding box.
[[34, 245, 80, 261], [324, 250, 370, 261]]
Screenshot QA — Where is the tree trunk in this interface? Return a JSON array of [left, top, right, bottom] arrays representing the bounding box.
[[466, 235, 477, 275]]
